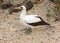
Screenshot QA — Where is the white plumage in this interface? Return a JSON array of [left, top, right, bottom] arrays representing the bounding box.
[[19, 5, 50, 29], [24, 15, 41, 23]]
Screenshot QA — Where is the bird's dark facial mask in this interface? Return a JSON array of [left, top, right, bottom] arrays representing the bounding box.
[[20, 7, 23, 11]]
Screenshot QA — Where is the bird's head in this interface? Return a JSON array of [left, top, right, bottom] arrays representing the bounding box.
[[20, 5, 26, 11], [14, 5, 26, 12]]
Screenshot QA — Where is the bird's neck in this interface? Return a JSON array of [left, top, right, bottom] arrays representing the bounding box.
[[20, 9, 26, 17]]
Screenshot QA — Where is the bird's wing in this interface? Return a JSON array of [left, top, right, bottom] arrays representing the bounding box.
[[24, 15, 41, 23]]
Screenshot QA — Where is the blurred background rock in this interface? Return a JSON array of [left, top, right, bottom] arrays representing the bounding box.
[[0, 0, 44, 4], [0, 0, 60, 21]]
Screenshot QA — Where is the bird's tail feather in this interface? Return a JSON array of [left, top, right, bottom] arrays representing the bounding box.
[[42, 21, 50, 25]]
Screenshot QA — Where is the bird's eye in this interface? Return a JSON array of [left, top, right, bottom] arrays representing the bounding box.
[[20, 7, 23, 10], [21, 7, 23, 9]]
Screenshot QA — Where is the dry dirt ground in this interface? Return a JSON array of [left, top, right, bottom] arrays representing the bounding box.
[[0, 2, 60, 43]]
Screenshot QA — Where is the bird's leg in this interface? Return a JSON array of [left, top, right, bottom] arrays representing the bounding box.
[[20, 27, 32, 34], [24, 27, 32, 35]]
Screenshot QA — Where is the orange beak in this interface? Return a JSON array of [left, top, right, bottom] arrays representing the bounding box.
[[15, 6, 23, 11]]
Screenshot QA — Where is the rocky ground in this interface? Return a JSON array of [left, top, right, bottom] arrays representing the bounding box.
[[0, 1, 60, 43]]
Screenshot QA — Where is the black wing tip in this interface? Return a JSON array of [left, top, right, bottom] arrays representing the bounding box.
[[43, 21, 51, 26], [45, 23, 51, 25], [27, 21, 51, 26]]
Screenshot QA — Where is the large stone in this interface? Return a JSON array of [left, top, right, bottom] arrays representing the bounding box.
[[0, 0, 3, 3]]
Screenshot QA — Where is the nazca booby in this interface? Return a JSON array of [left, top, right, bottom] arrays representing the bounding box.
[[19, 5, 50, 29]]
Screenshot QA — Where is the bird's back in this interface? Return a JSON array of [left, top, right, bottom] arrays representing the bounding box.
[[23, 15, 41, 23]]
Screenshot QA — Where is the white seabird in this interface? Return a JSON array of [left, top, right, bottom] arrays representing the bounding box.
[[19, 5, 50, 30]]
